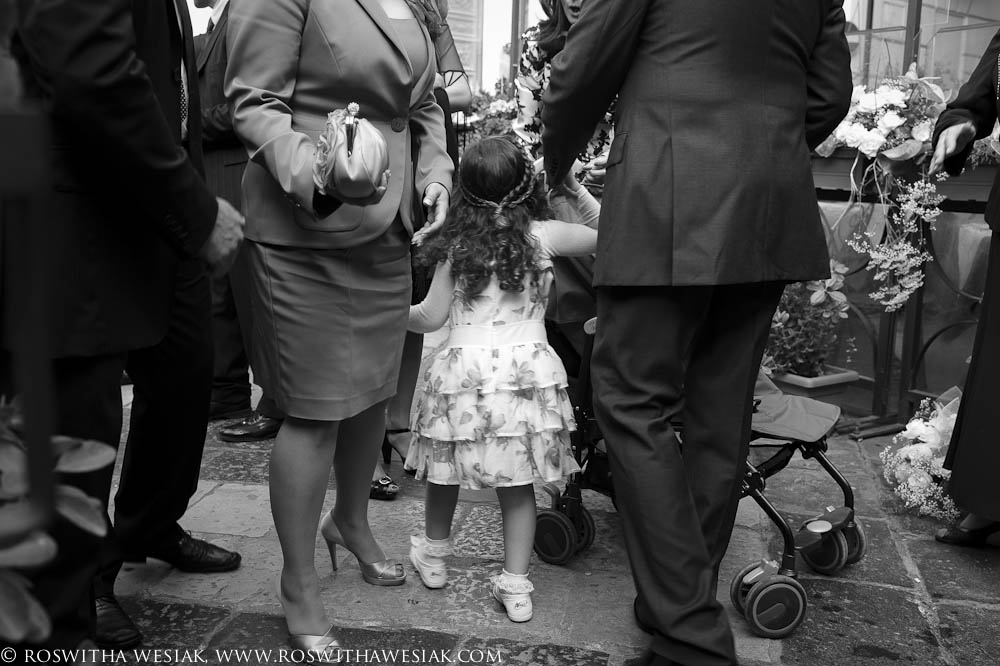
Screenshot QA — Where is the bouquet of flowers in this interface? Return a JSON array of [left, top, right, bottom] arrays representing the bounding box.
[[815, 64, 948, 312], [879, 387, 962, 521], [816, 64, 946, 162]]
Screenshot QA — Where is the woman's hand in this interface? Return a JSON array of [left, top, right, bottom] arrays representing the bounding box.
[[928, 121, 976, 175], [412, 182, 450, 245]]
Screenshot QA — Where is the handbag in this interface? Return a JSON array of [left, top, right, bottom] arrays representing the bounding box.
[[313, 102, 390, 201]]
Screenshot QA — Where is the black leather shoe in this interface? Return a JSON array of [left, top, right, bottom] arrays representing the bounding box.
[[219, 411, 282, 442], [125, 532, 242, 573], [935, 521, 1000, 548], [95, 595, 142, 649]]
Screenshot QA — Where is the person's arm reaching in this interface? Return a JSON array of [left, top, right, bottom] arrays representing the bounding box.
[[409, 261, 454, 333], [929, 28, 1000, 176]]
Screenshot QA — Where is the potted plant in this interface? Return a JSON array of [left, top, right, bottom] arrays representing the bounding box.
[[765, 260, 859, 397], [0, 398, 116, 644]]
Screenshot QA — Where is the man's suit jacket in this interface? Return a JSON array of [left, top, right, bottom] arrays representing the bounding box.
[[4, 0, 217, 357], [542, 0, 852, 287], [934, 29, 1000, 230], [195, 3, 246, 211], [226, 0, 453, 249]]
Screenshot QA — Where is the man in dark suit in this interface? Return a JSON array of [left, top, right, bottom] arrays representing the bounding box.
[[5, 0, 245, 651], [194, 0, 284, 440], [542, 2, 852, 665]]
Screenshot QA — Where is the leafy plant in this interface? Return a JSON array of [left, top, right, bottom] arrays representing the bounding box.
[[0, 397, 115, 644], [764, 260, 853, 378]]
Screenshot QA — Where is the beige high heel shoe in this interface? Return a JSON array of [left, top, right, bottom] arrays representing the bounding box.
[[274, 576, 342, 663], [320, 513, 406, 586]]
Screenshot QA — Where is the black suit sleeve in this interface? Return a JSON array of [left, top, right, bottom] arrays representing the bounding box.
[[804, 0, 853, 150], [541, 0, 648, 184], [17, 0, 217, 258], [933, 29, 1000, 176]]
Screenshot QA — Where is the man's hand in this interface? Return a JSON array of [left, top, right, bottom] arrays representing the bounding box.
[[412, 182, 450, 245], [200, 197, 245, 276], [928, 121, 976, 176]]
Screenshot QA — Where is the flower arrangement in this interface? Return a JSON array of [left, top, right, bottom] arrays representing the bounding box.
[[815, 64, 948, 312], [879, 388, 961, 521], [462, 82, 518, 149], [764, 260, 852, 378], [0, 397, 116, 643], [816, 64, 1000, 312]]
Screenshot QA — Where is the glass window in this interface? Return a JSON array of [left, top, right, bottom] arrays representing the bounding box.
[[919, 0, 1000, 95]]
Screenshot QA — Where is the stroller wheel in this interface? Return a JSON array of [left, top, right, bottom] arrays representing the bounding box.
[[730, 561, 769, 615], [573, 506, 596, 553], [800, 529, 849, 575], [534, 509, 577, 565], [743, 575, 807, 639], [843, 519, 867, 565]]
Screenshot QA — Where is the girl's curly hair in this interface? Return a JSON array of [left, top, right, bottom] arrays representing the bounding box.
[[417, 135, 550, 301]]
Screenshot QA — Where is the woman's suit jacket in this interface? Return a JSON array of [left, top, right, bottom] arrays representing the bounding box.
[[935, 29, 1000, 230], [226, 0, 453, 248]]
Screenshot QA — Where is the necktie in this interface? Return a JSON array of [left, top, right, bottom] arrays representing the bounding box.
[[206, 18, 215, 33], [179, 77, 188, 138]]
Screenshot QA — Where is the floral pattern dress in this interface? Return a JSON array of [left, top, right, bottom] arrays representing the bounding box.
[[512, 26, 615, 165], [406, 233, 581, 490]]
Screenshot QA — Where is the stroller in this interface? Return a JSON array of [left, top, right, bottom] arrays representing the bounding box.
[[534, 309, 867, 640]]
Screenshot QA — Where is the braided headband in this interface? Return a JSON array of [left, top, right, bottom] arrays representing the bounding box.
[[462, 154, 536, 226]]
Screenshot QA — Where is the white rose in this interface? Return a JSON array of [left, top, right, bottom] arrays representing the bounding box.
[[878, 110, 906, 132], [911, 120, 933, 143], [858, 128, 887, 157], [835, 121, 868, 148], [856, 91, 880, 114], [879, 88, 908, 109]]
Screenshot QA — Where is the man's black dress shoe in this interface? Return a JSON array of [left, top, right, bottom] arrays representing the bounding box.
[[95, 595, 142, 649], [219, 411, 282, 442], [124, 533, 242, 573], [935, 521, 1000, 548]]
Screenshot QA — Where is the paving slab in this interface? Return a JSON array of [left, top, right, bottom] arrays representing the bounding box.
[[182, 484, 275, 537], [778, 580, 943, 665], [908, 539, 1000, 604], [936, 603, 1000, 666], [113, 598, 234, 665]]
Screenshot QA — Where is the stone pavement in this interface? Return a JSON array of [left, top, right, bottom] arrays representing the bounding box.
[[107, 380, 1000, 666]]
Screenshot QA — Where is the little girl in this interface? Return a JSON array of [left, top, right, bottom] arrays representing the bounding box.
[[404, 135, 600, 622]]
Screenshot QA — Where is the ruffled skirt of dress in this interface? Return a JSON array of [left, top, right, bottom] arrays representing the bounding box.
[[405, 342, 581, 489]]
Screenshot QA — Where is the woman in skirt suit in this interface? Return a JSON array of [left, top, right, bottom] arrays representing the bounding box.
[[227, 0, 453, 655], [930, 27, 1000, 548]]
